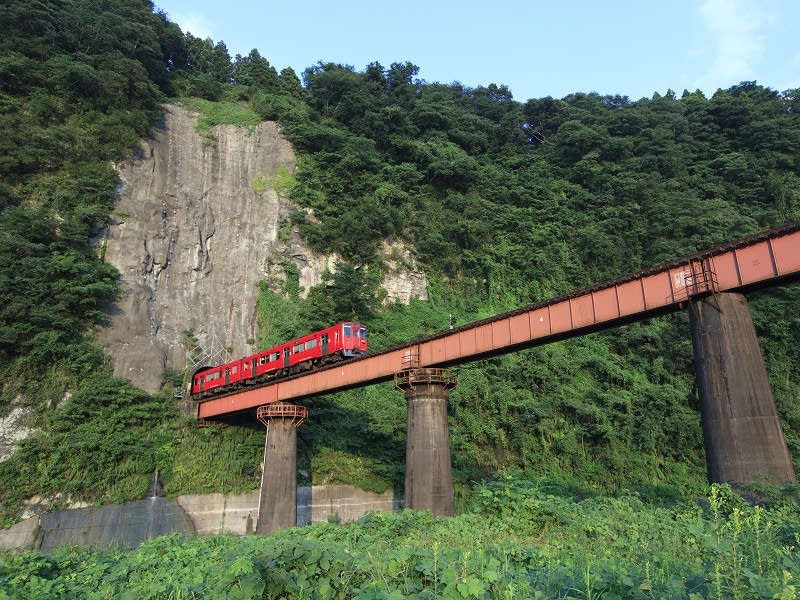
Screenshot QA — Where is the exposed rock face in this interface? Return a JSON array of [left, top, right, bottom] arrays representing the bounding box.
[[0, 406, 33, 463], [380, 241, 429, 304], [98, 104, 297, 392], [98, 105, 427, 393]]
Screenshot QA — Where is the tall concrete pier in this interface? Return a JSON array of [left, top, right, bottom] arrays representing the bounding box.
[[689, 292, 796, 484], [396, 368, 457, 516], [256, 403, 307, 534]]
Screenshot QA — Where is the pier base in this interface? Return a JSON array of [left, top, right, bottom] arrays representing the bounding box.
[[689, 293, 795, 484], [396, 368, 457, 516], [255, 404, 307, 534]]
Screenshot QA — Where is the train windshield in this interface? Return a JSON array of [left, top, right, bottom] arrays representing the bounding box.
[[343, 324, 352, 337], [360, 326, 367, 339]]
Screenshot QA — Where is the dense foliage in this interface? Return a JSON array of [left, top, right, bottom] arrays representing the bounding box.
[[1, 0, 800, 542], [256, 67, 800, 497], [3, 480, 800, 599]]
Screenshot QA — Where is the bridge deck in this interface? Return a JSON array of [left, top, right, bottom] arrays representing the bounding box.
[[198, 222, 800, 419]]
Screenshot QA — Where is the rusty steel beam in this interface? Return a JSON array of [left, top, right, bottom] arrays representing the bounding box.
[[198, 222, 800, 419]]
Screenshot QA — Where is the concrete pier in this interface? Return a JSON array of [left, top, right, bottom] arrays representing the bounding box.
[[256, 404, 307, 534], [689, 292, 796, 484], [396, 368, 457, 516]]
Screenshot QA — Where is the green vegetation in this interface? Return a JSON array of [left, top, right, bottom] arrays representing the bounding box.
[[251, 175, 269, 194], [253, 67, 800, 499], [251, 166, 296, 197], [2, 480, 800, 598], [272, 165, 297, 197], [178, 96, 261, 139], [0, 375, 177, 527], [1, 0, 800, 571]]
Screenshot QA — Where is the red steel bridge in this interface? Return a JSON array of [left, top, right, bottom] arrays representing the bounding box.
[[197, 222, 800, 420]]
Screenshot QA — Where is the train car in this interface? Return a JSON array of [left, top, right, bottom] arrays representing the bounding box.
[[190, 322, 367, 399]]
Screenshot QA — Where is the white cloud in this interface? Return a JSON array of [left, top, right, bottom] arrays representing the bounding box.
[[696, 0, 772, 92], [174, 12, 214, 40]]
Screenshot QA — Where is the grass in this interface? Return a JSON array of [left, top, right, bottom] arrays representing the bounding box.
[[178, 97, 261, 138]]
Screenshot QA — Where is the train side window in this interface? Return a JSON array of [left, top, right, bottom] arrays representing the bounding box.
[[259, 355, 268, 365], [293, 342, 303, 353], [343, 325, 352, 337], [243, 363, 248, 371], [306, 339, 317, 350]]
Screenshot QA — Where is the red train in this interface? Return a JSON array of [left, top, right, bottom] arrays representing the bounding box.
[[190, 322, 368, 399]]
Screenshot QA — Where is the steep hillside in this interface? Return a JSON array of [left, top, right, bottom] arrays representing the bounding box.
[[1, 0, 800, 527]]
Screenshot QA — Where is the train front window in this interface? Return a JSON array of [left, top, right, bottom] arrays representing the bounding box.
[[343, 325, 352, 337], [360, 326, 367, 339]]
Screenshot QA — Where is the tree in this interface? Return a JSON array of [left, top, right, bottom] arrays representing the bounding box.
[[232, 49, 279, 91]]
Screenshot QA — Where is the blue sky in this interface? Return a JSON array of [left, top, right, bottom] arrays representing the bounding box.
[[154, 0, 799, 103]]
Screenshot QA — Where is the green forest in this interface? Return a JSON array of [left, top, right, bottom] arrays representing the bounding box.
[[1, 0, 800, 596]]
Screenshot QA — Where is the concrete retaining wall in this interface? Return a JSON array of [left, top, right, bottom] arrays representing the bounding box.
[[176, 491, 260, 535], [0, 485, 401, 552], [298, 485, 400, 525], [0, 515, 39, 551]]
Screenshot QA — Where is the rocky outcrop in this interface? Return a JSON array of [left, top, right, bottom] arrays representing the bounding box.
[[98, 104, 297, 392], [380, 241, 429, 304], [0, 406, 33, 463], [97, 104, 427, 394]]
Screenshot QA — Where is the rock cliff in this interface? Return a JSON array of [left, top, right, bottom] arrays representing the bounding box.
[[0, 406, 33, 463], [97, 104, 427, 393]]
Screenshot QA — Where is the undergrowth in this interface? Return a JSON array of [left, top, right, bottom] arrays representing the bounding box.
[[2, 480, 799, 599]]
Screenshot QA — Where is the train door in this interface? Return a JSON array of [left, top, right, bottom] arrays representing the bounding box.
[[224, 367, 230, 385], [321, 333, 329, 356], [358, 325, 367, 352], [283, 347, 290, 368]]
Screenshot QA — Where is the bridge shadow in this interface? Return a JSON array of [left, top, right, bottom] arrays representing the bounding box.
[[296, 383, 407, 496]]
